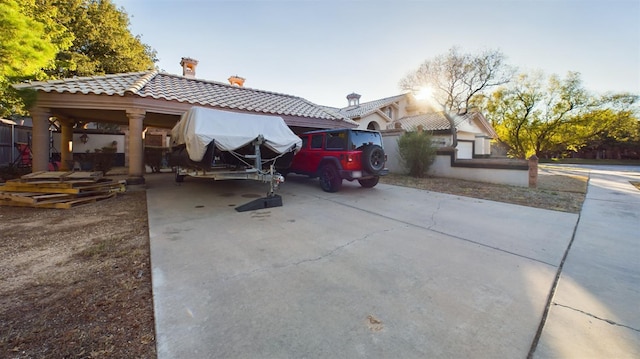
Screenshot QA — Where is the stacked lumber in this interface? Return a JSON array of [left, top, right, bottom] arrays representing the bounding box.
[[0, 171, 126, 209]]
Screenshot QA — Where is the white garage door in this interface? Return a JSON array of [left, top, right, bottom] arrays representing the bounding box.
[[457, 142, 473, 159]]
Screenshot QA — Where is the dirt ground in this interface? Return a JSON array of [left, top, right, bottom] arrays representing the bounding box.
[[0, 170, 587, 358], [381, 170, 588, 214], [0, 190, 155, 359]]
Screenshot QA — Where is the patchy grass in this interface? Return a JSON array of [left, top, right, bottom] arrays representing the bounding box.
[[380, 172, 588, 213]]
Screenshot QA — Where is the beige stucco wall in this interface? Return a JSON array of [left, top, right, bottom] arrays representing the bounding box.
[[382, 132, 403, 173], [356, 95, 416, 130], [382, 130, 528, 187], [358, 112, 388, 130], [428, 156, 528, 187]]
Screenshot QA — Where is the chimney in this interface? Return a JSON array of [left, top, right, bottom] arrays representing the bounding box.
[[180, 57, 198, 78], [347, 92, 361, 107], [228, 75, 245, 87]]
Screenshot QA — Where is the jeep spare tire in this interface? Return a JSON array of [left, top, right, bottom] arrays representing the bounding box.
[[362, 145, 385, 173]]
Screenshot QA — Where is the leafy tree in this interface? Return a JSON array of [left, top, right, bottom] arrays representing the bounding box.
[[0, 0, 54, 78], [577, 103, 640, 158], [0, 0, 157, 117], [484, 71, 639, 158], [397, 130, 437, 177], [48, 0, 157, 77], [0, 0, 71, 115], [399, 47, 514, 114]]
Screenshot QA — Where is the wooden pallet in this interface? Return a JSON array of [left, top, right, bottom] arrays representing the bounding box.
[[18, 171, 104, 181], [0, 171, 125, 209], [2, 179, 125, 194]]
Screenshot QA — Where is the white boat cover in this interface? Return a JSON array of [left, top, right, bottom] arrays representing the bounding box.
[[171, 107, 303, 162]]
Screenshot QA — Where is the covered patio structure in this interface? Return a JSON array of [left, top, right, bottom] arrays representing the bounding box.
[[14, 70, 355, 184]]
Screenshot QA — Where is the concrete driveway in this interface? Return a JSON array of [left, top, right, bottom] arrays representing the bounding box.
[[145, 166, 638, 358]]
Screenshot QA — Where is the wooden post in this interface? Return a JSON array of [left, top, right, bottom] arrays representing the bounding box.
[[528, 155, 538, 188]]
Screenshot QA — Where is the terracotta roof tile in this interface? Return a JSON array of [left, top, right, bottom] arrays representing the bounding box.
[[14, 71, 356, 125], [389, 112, 468, 131], [337, 94, 407, 118], [14, 72, 146, 96]]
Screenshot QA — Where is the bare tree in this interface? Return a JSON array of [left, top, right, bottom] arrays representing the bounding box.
[[399, 47, 514, 114]]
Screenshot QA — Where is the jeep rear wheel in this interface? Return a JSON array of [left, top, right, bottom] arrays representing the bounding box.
[[362, 145, 385, 173], [358, 176, 379, 188], [319, 164, 342, 192]]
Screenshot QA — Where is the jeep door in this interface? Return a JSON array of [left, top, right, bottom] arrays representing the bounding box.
[[291, 134, 324, 174]]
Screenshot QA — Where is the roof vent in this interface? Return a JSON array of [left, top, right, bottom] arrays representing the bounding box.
[[180, 57, 198, 78], [347, 92, 361, 106], [228, 75, 245, 87]]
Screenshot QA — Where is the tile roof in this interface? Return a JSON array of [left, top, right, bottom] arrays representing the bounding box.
[[388, 112, 469, 131], [337, 94, 407, 118], [14, 71, 356, 125]]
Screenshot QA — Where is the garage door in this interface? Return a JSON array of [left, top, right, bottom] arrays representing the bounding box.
[[457, 141, 473, 159]]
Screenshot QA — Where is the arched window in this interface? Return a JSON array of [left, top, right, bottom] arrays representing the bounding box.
[[367, 121, 380, 130]]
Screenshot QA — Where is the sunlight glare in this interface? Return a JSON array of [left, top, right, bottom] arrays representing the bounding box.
[[414, 86, 434, 101]]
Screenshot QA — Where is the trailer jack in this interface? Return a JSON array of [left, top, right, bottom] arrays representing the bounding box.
[[235, 165, 285, 212]]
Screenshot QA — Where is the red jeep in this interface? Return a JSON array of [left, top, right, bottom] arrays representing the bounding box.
[[287, 128, 388, 192]]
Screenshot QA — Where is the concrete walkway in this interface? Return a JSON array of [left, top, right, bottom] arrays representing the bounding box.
[[532, 166, 640, 358], [145, 166, 639, 358]]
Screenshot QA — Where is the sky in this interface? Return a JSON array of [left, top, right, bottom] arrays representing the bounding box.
[[112, 0, 640, 108]]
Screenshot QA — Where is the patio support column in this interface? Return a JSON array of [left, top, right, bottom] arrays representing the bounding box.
[[60, 120, 73, 171], [126, 109, 146, 185], [30, 108, 51, 173]]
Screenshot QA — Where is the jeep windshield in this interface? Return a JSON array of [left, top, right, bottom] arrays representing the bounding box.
[[350, 130, 383, 150]]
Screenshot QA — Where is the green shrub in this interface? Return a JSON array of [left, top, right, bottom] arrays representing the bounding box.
[[397, 130, 437, 177]]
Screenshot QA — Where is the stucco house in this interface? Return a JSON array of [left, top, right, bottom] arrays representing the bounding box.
[[325, 92, 497, 160], [12, 58, 356, 183]]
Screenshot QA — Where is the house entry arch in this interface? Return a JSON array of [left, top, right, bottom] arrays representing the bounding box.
[[366, 121, 380, 130]]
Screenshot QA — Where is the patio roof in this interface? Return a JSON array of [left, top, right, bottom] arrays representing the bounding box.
[[14, 71, 356, 129]]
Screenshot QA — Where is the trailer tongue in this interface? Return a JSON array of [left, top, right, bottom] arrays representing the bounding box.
[[169, 107, 302, 211]]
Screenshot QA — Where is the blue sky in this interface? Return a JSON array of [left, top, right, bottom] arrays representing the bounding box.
[[113, 0, 640, 108]]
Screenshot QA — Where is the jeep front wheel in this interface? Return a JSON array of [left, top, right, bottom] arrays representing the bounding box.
[[362, 145, 385, 173], [319, 164, 342, 192], [358, 176, 379, 188]]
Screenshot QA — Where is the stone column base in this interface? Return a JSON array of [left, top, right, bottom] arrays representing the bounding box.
[[126, 176, 146, 185]]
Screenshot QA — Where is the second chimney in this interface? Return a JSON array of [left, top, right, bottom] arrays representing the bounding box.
[[228, 75, 245, 87], [180, 57, 198, 78]]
